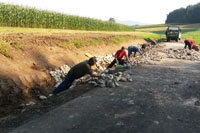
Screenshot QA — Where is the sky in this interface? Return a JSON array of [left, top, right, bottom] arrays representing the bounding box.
[[0, 0, 199, 24]]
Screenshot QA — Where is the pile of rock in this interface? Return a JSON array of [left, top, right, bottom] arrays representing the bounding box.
[[88, 69, 133, 88], [162, 49, 200, 61], [49, 65, 71, 87], [132, 50, 166, 65], [95, 54, 114, 71]]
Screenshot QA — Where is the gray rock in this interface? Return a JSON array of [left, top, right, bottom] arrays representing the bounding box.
[[96, 79, 106, 87], [88, 81, 98, 86], [39, 95, 47, 100], [120, 77, 127, 82], [127, 78, 133, 82], [106, 80, 115, 87], [107, 74, 114, 80], [114, 81, 119, 87], [26, 101, 35, 106], [19, 104, 26, 109], [124, 63, 132, 69], [194, 100, 200, 106], [115, 76, 122, 81], [48, 94, 53, 97], [99, 83, 106, 88]]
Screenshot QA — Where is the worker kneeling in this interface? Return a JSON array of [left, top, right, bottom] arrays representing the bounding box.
[[107, 46, 129, 69], [53, 57, 100, 94]]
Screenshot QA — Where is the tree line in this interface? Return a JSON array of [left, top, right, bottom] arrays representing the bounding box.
[[165, 2, 200, 24]]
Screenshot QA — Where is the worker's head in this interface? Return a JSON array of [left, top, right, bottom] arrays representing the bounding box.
[[88, 57, 97, 66], [121, 46, 125, 51]]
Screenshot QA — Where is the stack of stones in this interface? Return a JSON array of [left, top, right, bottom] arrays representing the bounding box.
[[88, 69, 133, 88], [162, 49, 200, 61], [95, 54, 114, 71], [49, 65, 71, 87], [132, 50, 166, 65]]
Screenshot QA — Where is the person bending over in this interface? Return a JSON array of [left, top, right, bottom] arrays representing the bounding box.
[[184, 39, 194, 50], [141, 43, 151, 50], [53, 57, 100, 94], [128, 45, 143, 59]]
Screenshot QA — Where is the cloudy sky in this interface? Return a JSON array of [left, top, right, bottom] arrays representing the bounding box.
[[0, 0, 199, 24]]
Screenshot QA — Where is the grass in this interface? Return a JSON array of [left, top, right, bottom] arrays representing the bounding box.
[[58, 37, 131, 48], [136, 23, 200, 44], [182, 30, 200, 44], [11, 42, 23, 50], [70, 40, 82, 48], [111, 37, 131, 44], [57, 32, 162, 48], [130, 32, 163, 40], [0, 39, 10, 57], [135, 24, 167, 29], [58, 39, 101, 49], [0, 26, 163, 51]]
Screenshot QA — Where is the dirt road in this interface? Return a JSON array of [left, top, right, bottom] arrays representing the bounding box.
[[3, 42, 200, 133]]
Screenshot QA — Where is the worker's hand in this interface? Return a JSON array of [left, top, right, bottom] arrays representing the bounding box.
[[91, 72, 100, 77]]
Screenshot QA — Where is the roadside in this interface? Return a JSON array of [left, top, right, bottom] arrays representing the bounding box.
[[1, 41, 200, 132], [6, 41, 200, 133]]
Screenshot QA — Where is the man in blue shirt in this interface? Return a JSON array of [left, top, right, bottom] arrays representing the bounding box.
[[128, 45, 143, 58]]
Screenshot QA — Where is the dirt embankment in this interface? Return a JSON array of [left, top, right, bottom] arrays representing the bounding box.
[[0, 32, 146, 116]]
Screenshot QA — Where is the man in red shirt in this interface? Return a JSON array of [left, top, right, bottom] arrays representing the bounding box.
[[184, 39, 194, 50], [107, 46, 129, 69]]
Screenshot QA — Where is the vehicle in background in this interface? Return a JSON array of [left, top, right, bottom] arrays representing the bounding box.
[[165, 26, 181, 42]]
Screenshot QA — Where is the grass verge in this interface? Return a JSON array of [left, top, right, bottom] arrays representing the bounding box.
[[0, 39, 10, 57]]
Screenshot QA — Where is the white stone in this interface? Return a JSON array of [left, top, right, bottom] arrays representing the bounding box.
[[39, 95, 47, 100]]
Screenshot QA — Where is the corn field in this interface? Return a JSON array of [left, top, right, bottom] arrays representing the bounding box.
[[0, 3, 135, 31]]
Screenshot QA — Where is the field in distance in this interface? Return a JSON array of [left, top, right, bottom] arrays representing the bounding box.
[[135, 23, 200, 44]]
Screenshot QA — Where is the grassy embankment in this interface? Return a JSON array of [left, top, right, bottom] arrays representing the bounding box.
[[136, 24, 200, 44], [0, 27, 161, 57], [0, 3, 161, 57]]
